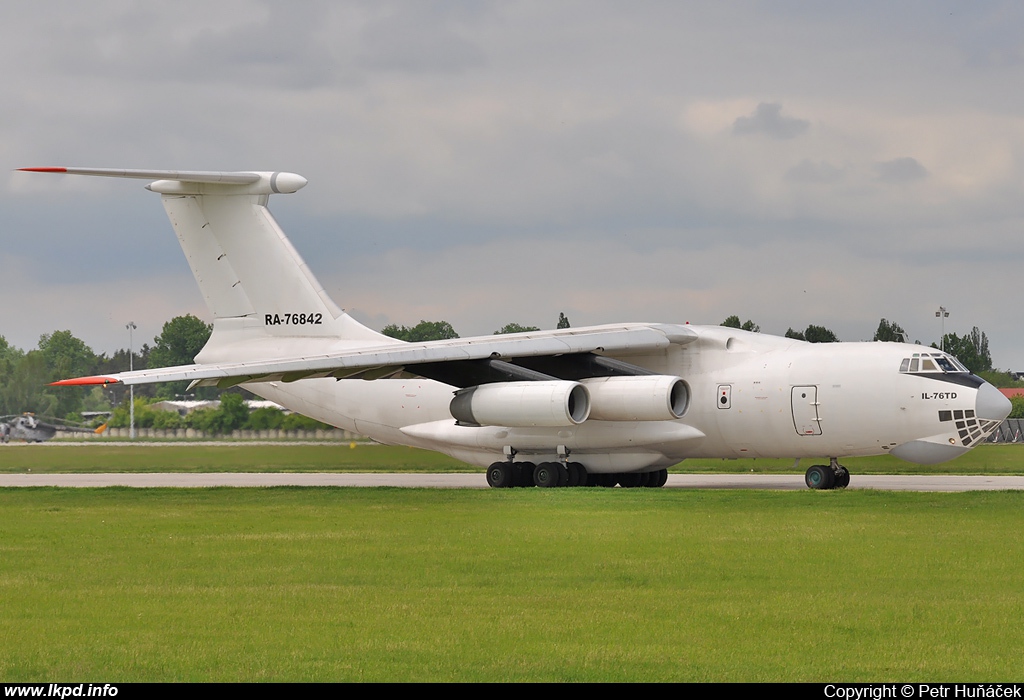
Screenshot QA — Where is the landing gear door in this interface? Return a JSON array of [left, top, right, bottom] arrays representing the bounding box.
[[791, 386, 821, 436]]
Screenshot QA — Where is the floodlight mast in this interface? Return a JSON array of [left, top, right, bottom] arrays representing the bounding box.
[[935, 307, 949, 352], [126, 321, 136, 440]]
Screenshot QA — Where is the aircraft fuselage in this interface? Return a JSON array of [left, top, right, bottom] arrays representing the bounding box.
[[246, 326, 1007, 472]]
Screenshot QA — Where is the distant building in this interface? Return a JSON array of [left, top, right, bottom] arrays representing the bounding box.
[[149, 400, 218, 416], [149, 399, 289, 416]]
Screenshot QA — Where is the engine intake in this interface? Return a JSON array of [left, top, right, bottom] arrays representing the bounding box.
[[582, 375, 689, 421], [450, 381, 590, 427]]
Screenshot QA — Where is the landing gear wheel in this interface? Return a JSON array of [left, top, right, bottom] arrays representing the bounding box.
[[534, 462, 561, 488], [555, 462, 569, 487], [805, 465, 835, 490], [834, 466, 850, 489], [516, 462, 537, 487], [513, 462, 533, 487], [566, 462, 587, 487], [486, 462, 515, 488], [644, 469, 668, 488], [618, 473, 643, 488]]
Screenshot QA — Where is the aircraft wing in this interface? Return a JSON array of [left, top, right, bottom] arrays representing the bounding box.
[[52, 323, 698, 389]]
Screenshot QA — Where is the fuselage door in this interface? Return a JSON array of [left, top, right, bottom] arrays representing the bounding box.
[[791, 386, 822, 436]]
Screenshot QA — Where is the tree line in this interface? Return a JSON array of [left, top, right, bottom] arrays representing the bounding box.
[[381, 312, 572, 341], [383, 312, 1002, 378], [105, 392, 331, 433], [0, 313, 575, 422], [0, 314, 215, 422], [0, 310, 1013, 423], [721, 315, 997, 376]]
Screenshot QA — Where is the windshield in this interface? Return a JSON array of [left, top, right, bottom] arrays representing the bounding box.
[[898, 352, 969, 374]]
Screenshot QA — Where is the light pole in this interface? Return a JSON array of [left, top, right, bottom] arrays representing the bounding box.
[[935, 307, 949, 352], [126, 321, 137, 440]]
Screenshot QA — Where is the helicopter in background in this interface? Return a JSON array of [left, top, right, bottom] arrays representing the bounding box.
[[0, 413, 107, 443]]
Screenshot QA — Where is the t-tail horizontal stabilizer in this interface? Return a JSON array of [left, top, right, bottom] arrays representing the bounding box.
[[17, 167, 307, 193], [18, 166, 391, 350]]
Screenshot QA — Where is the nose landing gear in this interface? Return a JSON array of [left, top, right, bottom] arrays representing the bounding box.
[[805, 458, 850, 490]]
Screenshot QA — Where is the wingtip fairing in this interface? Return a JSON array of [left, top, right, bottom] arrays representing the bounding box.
[[49, 376, 121, 387]]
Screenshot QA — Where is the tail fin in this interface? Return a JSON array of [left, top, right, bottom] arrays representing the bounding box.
[[20, 168, 393, 357]]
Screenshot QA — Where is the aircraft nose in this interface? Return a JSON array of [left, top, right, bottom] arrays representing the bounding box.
[[976, 382, 1012, 422]]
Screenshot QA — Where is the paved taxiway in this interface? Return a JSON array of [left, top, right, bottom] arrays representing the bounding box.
[[1, 473, 1022, 491]]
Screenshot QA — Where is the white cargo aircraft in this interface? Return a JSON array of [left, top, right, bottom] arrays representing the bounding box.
[[23, 167, 1011, 490]]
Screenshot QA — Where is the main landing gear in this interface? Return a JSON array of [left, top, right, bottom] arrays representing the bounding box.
[[486, 461, 669, 489], [804, 458, 850, 490]]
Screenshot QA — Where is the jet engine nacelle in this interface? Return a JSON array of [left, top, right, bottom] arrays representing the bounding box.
[[582, 375, 689, 421], [450, 381, 591, 427]]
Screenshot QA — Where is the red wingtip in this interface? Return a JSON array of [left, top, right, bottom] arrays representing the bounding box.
[[49, 376, 120, 387], [17, 167, 68, 173]]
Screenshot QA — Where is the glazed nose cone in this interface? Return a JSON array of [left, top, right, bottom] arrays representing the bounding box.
[[976, 383, 1012, 422]]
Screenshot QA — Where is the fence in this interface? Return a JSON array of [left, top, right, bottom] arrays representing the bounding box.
[[68, 427, 363, 441], [986, 418, 1024, 443], [60, 420, 1024, 444]]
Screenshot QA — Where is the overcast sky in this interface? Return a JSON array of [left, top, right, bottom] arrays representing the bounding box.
[[3, 1, 1024, 368]]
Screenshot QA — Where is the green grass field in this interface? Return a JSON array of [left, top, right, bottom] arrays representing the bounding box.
[[2, 487, 1022, 681], [3, 442, 1024, 474], [0, 443, 470, 473], [3, 444, 1023, 681]]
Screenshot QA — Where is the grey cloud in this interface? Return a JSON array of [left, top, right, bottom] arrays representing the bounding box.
[[733, 103, 810, 140], [4, 2, 1024, 367], [23, 2, 341, 89], [874, 157, 928, 183], [181, 5, 338, 88], [356, 13, 486, 74], [953, 4, 1024, 68], [785, 159, 846, 184]]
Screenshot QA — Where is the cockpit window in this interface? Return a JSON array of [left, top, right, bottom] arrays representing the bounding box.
[[899, 352, 969, 374]]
